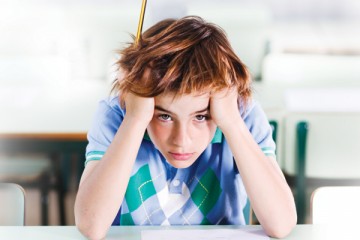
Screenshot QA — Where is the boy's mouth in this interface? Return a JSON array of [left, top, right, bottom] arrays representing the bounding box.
[[169, 152, 194, 161]]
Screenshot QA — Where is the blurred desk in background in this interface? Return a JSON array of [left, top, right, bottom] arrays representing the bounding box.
[[0, 132, 88, 185], [0, 82, 107, 224], [0, 133, 88, 225]]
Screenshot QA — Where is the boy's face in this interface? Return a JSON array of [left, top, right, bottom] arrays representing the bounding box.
[[147, 93, 217, 168]]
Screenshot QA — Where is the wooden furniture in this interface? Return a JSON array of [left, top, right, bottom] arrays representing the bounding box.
[[0, 133, 87, 225]]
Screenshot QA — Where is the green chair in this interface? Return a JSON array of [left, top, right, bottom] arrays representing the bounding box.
[[295, 121, 308, 224], [284, 112, 360, 223], [0, 183, 25, 226]]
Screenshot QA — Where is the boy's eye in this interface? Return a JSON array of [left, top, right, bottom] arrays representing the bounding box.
[[195, 115, 208, 121], [159, 114, 172, 121]]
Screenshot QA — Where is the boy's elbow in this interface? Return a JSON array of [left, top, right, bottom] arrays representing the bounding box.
[[76, 219, 108, 240], [74, 197, 109, 239], [266, 211, 297, 239]]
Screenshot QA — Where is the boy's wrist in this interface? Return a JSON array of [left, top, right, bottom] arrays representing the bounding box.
[[218, 116, 245, 135], [122, 115, 150, 131]]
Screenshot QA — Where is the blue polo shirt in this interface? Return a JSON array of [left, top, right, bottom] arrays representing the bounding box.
[[85, 96, 276, 226]]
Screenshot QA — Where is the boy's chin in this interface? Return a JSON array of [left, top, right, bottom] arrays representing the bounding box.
[[165, 159, 197, 169]]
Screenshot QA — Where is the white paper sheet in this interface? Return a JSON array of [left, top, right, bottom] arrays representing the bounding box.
[[141, 228, 270, 240]]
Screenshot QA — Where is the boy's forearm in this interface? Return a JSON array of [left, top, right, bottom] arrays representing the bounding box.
[[75, 117, 148, 239], [221, 119, 296, 238]]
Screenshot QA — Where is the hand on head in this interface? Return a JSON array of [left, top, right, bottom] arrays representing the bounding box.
[[123, 87, 241, 131], [210, 88, 240, 130], [123, 93, 155, 125]]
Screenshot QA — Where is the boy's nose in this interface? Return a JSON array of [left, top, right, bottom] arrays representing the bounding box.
[[171, 124, 191, 147]]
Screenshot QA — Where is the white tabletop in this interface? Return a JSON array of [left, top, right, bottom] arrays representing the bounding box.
[[0, 225, 358, 240]]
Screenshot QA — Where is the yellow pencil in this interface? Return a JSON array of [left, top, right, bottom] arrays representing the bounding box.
[[136, 0, 148, 45]]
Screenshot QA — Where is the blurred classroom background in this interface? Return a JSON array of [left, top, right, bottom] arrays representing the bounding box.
[[1, 0, 360, 226]]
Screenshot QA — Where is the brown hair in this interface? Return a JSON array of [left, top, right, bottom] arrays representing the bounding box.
[[113, 16, 251, 106]]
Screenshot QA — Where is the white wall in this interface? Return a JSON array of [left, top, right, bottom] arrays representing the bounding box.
[[1, 0, 360, 132]]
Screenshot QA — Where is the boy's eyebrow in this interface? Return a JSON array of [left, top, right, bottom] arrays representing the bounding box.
[[194, 106, 210, 114], [154, 105, 210, 114], [154, 106, 172, 113]]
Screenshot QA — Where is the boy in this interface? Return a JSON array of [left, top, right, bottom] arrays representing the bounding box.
[[74, 16, 296, 240]]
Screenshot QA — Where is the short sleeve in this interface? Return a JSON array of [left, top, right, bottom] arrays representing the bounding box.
[[85, 96, 125, 166], [241, 101, 276, 158]]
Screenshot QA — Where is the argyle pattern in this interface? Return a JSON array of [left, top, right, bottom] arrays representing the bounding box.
[[119, 164, 222, 225]]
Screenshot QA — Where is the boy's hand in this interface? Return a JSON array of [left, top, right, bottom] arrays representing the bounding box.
[[123, 93, 154, 125], [210, 88, 241, 131]]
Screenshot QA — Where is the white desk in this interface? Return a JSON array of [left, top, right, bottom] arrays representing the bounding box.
[[0, 225, 357, 240]]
